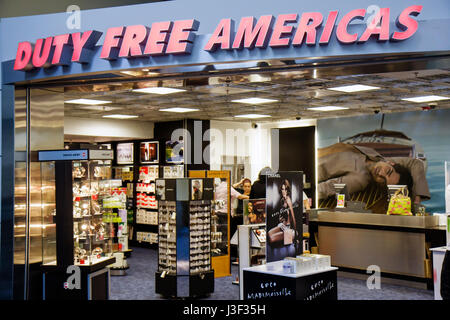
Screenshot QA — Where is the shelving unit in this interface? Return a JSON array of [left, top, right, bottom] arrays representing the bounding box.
[[189, 170, 231, 278], [135, 165, 160, 247]]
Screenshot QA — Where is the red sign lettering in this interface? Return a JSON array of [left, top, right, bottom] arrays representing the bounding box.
[[358, 7, 390, 42], [144, 21, 173, 55], [204, 18, 233, 51], [232, 15, 274, 49], [13, 6, 423, 72], [119, 25, 149, 57], [269, 14, 298, 47], [292, 12, 324, 46], [166, 19, 199, 54], [71, 31, 102, 63], [392, 5, 423, 41], [319, 11, 338, 44], [336, 9, 366, 44], [100, 27, 125, 60], [14, 42, 33, 71]]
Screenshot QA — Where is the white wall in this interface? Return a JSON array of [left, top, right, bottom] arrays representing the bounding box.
[[64, 117, 154, 140], [209, 119, 317, 183]]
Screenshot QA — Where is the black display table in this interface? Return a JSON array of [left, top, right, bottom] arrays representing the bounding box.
[[242, 262, 337, 301]]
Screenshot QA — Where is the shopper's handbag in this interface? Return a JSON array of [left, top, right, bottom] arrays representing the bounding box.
[[387, 187, 412, 216]]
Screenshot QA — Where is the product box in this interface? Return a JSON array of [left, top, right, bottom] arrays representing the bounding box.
[[299, 253, 331, 270]]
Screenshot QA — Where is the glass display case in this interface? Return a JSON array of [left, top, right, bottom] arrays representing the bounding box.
[[72, 160, 116, 265]]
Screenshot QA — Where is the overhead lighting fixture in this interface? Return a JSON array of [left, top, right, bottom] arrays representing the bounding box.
[[401, 95, 450, 103], [65, 98, 112, 105], [102, 114, 139, 119], [235, 114, 271, 119], [132, 87, 186, 95], [78, 105, 119, 111], [159, 107, 199, 113], [231, 97, 278, 104], [328, 84, 380, 93], [307, 106, 349, 111]]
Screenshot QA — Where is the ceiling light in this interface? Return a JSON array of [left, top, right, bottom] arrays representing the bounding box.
[[132, 87, 186, 95], [159, 107, 199, 113], [78, 105, 119, 111], [234, 114, 271, 119], [231, 97, 278, 104], [328, 84, 380, 92], [307, 106, 349, 111], [65, 98, 112, 105], [102, 114, 139, 119], [401, 95, 450, 103]]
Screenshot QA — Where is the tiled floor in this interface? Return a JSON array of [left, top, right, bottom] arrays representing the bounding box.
[[109, 247, 434, 300]]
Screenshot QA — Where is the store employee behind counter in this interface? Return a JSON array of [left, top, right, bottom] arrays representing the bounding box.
[[317, 143, 430, 213]]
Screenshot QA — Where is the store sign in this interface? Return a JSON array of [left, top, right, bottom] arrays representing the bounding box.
[[14, 5, 422, 71], [38, 149, 88, 161]]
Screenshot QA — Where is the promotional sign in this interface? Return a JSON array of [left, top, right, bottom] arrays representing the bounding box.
[[89, 149, 114, 160], [265, 171, 303, 263], [166, 140, 184, 163], [116, 143, 134, 164], [336, 194, 345, 208], [38, 149, 88, 161], [243, 199, 266, 225], [140, 141, 159, 164]]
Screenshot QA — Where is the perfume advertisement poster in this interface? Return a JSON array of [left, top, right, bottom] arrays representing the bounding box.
[[117, 143, 134, 164], [244, 199, 266, 225], [140, 141, 159, 164], [266, 172, 303, 263]]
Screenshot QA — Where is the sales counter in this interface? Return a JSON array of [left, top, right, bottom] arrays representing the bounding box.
[[309, 210, 446, 288]]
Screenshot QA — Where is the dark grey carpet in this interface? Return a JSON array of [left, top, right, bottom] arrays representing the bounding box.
[[109, 246, 434, 300]]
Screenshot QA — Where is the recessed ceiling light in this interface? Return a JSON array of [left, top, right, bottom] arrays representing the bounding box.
[[102, 114, 139, 119], [78, 105, 119, 111], [328, 84, 380, 93], [65, 98, 112, 105], [159, 107, 199, 113], [401, 95, 450, 103], [132, 87, 186, 95], [231, 97, 278, 104], [235, 114, 271, 119], [307, 106, 349, 111]]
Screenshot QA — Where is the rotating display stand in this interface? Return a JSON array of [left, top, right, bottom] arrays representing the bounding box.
[[155, 178, 215, 298]]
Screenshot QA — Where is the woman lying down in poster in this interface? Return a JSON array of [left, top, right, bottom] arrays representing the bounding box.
[[318, 143, 430, 213]]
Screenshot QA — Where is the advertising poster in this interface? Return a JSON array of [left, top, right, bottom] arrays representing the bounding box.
[[265, 171, 303, 263], [243, 199, 266, 224], [166, 140, 184, 163], [140, 141, 159, 164], [317, 110, 440, 213], [117, 142, 134, 164]]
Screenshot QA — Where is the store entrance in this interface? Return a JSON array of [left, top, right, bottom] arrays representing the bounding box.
[[12, 54, 450, 299]]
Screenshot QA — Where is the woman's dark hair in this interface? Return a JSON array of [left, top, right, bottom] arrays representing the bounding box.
[[393, 163, 413, 194], [279, 179, 291, 198], [242, 178, 252, 185]]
